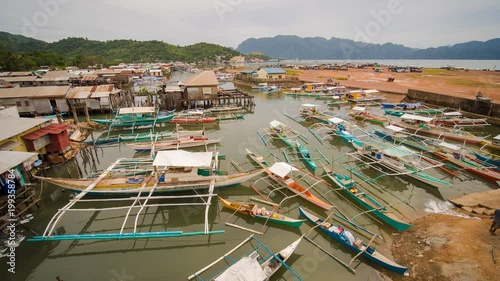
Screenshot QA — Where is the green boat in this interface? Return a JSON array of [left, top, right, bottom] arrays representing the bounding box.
[[384, 107, 447, 117], [325, 171, 412, 231], [296, 140, 317, 171], [92, 107, 174, 127]]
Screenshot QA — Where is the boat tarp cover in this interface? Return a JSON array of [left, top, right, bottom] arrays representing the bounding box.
[[438, 142, 461, 151], [301, 103, 317, 108], [385, 125, 405, 132], [400, 114, 434, 122], [119, 107, 156, 115], [153, 151, 213, 167], [269, 162, 298, 178], [352, 106, 366, 111], [363, 89, 380, 94], [270, 120, 284, 128], [442, 111, 463, 116], [328, 117, 345, 124], [214, 257, 266, 281], [382, 145, 416, 158]]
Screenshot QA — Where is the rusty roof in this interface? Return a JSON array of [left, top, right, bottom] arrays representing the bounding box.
[[66, 84, 116, 99], [183, 71, 218, 87], [0, 86, 70, 98]]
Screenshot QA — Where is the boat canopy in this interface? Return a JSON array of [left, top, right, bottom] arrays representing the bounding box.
[[328, 117, 345, 124], [119, 107, 156, 115], [269, 162, 298, 178], [214, 256, 266, 281], [270, 120, 284, 128], [382, 145, 415, 157], [442, 111, 463, 116], [301, 103, 317, 108], [438, 142, 461, 151], [385, 125, 405, 132], [494, 134, 500, 140], [400, 114, 434, 122], [153, 150, 213, 167], [352, 106, 366, 111]]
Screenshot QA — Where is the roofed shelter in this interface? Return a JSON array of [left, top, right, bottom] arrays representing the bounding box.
[[0, 86, 70, 115], [183, 71, 219, 100]]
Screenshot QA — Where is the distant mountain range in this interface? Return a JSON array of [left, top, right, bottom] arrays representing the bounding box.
[[237, 35, 500, 60], [0, 31, 239, 70]]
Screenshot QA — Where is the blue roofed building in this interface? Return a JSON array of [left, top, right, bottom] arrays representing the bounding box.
[[239, 67, 258, 79], [256, 68, 286, 80]]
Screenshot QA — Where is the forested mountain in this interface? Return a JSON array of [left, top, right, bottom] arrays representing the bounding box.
[[0, 32, 240, 71], [237, 35, 500, 60]]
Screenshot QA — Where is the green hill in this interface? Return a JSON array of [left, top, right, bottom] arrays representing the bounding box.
[[0, 32, 240, 71]]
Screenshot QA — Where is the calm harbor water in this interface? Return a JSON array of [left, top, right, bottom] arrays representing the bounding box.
[[2, 76, 499, 281]]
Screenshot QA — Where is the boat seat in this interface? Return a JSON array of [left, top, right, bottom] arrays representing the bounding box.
[[353, 238, 364, 249]]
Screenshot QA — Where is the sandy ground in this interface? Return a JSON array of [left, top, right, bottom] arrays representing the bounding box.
[[295, 68, 500, 101], [391, 213, 499, 281]]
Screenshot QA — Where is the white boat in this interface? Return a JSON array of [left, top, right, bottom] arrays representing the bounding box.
[[188, 235, 303, 281]]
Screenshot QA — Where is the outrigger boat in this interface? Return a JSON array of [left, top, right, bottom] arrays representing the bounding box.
[[214, 113, 245, 121], [326, 94, 349, 106], [219, 197, 305, 228], [348, 89, 385, 103], [188, 235, 303, 281], [396, 114, 486, 144], [208, 105, 243, 113], [299, 207, 409, 275], [30, 150, 239, 242], [84, 130, 205, 145], [323, 167, 412, 231], [259, 120, 319, 170], [170, 111, 217, 123], [384, 107, 447, 117], [37, 150, 263, 195], [128, 136, 222, 152], [381, 102, 421, 109], [349, 137, 452, 189], [432, 142, 500, 183], [349, 106, 388, 126], [433, 111, 489, 127], [308, 117, 364, 147], [246, 149, 333, 210], [92, 107, 174, 127]]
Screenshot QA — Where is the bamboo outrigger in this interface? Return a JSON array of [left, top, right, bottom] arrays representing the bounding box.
[[29, 151, 262, 241]]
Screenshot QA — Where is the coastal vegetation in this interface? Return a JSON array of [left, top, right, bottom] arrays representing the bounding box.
[[0, 32, 240, 71]]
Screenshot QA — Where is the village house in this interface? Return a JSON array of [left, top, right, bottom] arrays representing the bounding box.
[[256, 67, 287, 80], [230, 56, 246, 67], [66, 84, 121, 116], [238, 68, 258, 79], [182, 71, 219, 100], [0, 86, 71, 116]]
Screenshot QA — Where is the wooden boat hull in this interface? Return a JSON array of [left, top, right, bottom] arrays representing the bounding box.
[[299, 207, 409, 275], [38, 169, 263, 195], [219, 197, 304, 228], [263, 170, 332, 210], [384, 108, 446, 117], [297, 141, 317, 171], [349, 112, 387, 126], [434, 152, 500, 182], [327, 173, 411, 231], [169, 117, 217, 123], [92, 114, 174, 127], [473, 151, 500, 167], [128, 137, 221, 152], [396, 123, 484, 144]]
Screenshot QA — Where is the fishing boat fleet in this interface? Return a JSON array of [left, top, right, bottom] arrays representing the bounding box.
[[28, 84, 500, 280]]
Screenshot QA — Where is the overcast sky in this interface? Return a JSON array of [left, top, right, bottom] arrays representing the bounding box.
[[1, 0, 499, 49]]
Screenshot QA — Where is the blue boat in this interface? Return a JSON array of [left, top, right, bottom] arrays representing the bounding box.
[[299, 207, 409, 275], [296, 140, 317, 171]]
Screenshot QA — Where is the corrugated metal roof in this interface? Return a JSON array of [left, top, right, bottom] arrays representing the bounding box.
[[183, 71, 218, 87], [66, 85, 115, 99], [240, 68, 257, 74], [0, 86, 70, 98], [0, 72, 11, 77], [1, 76, 38, 82], [0, 151, 38, 174], [22, 123, 68, 140], [0, 117, 50, 140], [42, 70, 80, 78]]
